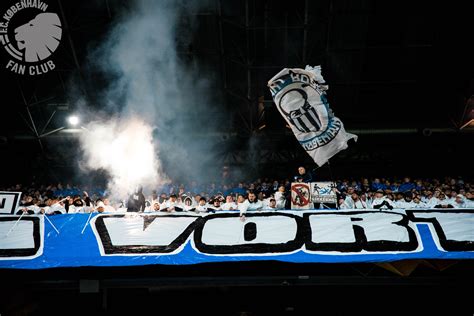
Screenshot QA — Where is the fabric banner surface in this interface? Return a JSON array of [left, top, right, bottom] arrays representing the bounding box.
[[268, 65, 357, 166], [0, 210, 473, 269]]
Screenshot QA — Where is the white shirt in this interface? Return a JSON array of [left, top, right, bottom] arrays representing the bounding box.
[[208, 205, 221, 212], [370, 197, 395, 210], [339, 200, 350, 210], [195, 204, 208, 213], [247, 199, 263, 211], [104, 205, 116, 212], [344, 196, 354, 209], [47, 202, 66, 214], [394, 200, 417, 209], [353, 199, 368, 209], [274, 191, 286, 209], [161, 199, 179, 211], [411, 201, 428, 208], [263, 204, 278, 211], [433, 198, 452, 208], [421, 196, 430, 203], [452, 198, 473, 209], [465, 199, 474, 208], [426, 197, 440, 208], [68, 205, 80, 213], [38, 206, 50, 214], [221, 202, 238, 211], [181, 204, 195, 212], [16, 204, 39, 214], [238, 200, 250, 216], [344, 197, 368, 209]]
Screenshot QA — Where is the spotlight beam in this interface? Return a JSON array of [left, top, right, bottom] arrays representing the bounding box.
[[68, 115, 80, 126]]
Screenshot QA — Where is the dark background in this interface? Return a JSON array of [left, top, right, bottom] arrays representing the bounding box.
[[0, 0, 472, 184], [0, 1, 473, 314], [1, 261, 473, 315]]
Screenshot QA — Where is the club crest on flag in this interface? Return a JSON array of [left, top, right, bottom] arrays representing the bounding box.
[[269, 66, 357, 166], [278, 87, 325, 134]]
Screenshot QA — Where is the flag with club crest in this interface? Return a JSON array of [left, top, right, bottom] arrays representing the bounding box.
[[268, 65, 357, 166]]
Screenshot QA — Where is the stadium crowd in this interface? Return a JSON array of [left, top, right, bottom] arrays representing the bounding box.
[[2, 166, 473, 220]]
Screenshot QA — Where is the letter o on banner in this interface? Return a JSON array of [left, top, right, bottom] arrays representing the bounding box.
[[193, 213, 305, 254]]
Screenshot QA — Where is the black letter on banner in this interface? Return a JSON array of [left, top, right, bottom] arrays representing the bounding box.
[[407, 210, 474, 251], [244, 222, 257, 241], [303, 211, 418, 252], [0, 192, 21, 214], [94, 214, 201, 255], [193, 212, 304, 254], [0, 216, 41, 257]]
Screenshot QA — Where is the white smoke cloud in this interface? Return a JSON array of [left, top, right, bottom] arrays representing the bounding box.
[[79, 117, 165, 201], [75, 0, 221, 200]]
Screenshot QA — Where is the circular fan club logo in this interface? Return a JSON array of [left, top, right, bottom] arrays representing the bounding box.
[[0, 0, 61, 75]]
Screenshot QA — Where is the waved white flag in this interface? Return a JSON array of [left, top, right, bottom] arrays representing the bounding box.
[[268, 65, 357, 166]]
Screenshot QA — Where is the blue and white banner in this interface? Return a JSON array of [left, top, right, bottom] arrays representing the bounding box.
[[268, 65, 357, 166], [0, 210, 473, 269]]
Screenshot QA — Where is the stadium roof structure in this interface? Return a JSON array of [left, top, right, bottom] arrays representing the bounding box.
[[0, 0, 472, 179], [0, 2, 472, 313]]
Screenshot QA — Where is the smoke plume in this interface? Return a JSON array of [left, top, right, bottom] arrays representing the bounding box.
[[76, 0, 221, 199]]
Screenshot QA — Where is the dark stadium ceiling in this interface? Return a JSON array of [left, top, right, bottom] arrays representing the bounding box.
[[0, 0, 472, 145]]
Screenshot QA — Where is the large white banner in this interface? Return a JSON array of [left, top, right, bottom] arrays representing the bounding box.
[[268, 65, 357, 166], [1, 211, 474, 268]]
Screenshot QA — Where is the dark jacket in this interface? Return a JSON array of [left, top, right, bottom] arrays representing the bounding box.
[[127, 191, 146, 212]]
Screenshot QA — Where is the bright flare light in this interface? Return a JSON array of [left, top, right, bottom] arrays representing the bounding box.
[[79, 117, 165, 201], [68, 115, 80, 126]]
